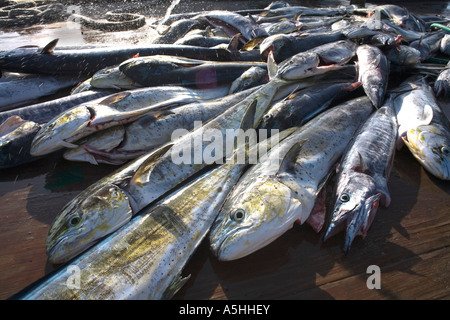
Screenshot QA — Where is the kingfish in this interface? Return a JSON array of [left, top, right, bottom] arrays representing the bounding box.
[[118, 55, 267, 88], [44, 51, 342, 264], [0, 39, 239, 76], [229, 66, 268, 94], [356, 44, 390, 108], [393, 76, 450, 180], [30, 85, 230, 156], [209, 96, 373, 261], [323, 100, 398, 253], [90, 65, 143, 90]]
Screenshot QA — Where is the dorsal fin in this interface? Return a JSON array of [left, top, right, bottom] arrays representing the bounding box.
[[278, 139, 308, 174], [227, 33, 241, 52], [98, 92, 131, 106], [40, 39, 59, 55], [130, 143, 174, 187], [267, 50, 278, 80]]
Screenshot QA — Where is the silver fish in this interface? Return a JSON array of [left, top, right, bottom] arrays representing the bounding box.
[[323, 100, 398, 253], [356, 44, 390, 108]]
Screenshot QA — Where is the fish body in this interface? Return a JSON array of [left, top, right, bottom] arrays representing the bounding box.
[[153, 18, 205, 44], [197, 10, 269, 44], [385, 45, 422, 66], [0, 40, 237, 76], [0, 116, 42, 169], [324, 101, 398, 253], [393, 76, 450, 180], [229, 66, 268, 94], [209, 96, 373, 261], [118, 55, 267, 88], [90, 65, 143, 90], [258, 81, 355, 132], [259, 31, 346, 63], [356, 44, 390, 108], [0, 75, 85, 111], [434, 64, 450, 98], [30, 85, 230, 156]]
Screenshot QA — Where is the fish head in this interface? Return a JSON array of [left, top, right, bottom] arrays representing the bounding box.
[[361, 72, 385, 109], [277, 51, 320, 81], [259, 34, 291, 60], [402, 125, 450, 180], [209, 175, 302, 261], [46, 184, 133, 264], [30, 105, 92, 156], [90, 66, 139, 90], [324, 172, 379, 242]]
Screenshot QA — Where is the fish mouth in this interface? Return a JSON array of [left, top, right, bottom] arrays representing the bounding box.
[[211, 224, 252, 260]]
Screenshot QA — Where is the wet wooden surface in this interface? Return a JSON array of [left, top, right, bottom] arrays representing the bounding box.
[[1, 0, 450, 301]]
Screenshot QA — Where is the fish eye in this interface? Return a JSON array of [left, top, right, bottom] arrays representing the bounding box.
[[263, 114, 272, 121], [69, 216, 81, 227], [441, 146, 450, 156], [340, 193, 350, 202], [47, 123, 55, 129], [231, 209, 245, 221]]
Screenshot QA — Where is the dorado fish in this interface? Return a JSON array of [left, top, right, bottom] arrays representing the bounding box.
[[356, 44, 390, 109], [10, 126, 293, 300], [63, 87, 260, 165], [323, 100, 398, 254], [393, 75, 450, 180], [209, 96, 373, 261], [44, 51, 341, 264], [30, 85, 230, 156]]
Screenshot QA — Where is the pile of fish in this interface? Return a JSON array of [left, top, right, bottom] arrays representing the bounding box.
[[3, 1, 450, 300]]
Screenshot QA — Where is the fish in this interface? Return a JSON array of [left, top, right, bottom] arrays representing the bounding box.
[[273, 40, 356, 81], [0, 39, 240, 76], [0, 116, 42, 169], [10, 126, 294, 300], [45, 51, 335, 264], [262, 19, 302, 35], [29, 85, 230, 157], [118, 55, 267, 88], [228, 66, 268, 94], [0, 90, 115, 125], [393, 75, 450, 180], [0, 90, 116, 168], [440, 34, 450, 56], [410, 31, 446, 61], [62, 87, 260, 165], [152, 18, 206, 44], [174, 34, 231, 48], [0, 75, 86, 111], [434, 63, 450, 98], [356, 44, 390, 109], [385, 45, 422, 66], [209, 96, 373, 261], [323, 100, 398, 254], [90, 65, 143, 90], [196, 10, 269, 44], [259, 30, 346, 63], [258, 80, 357, 132]]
